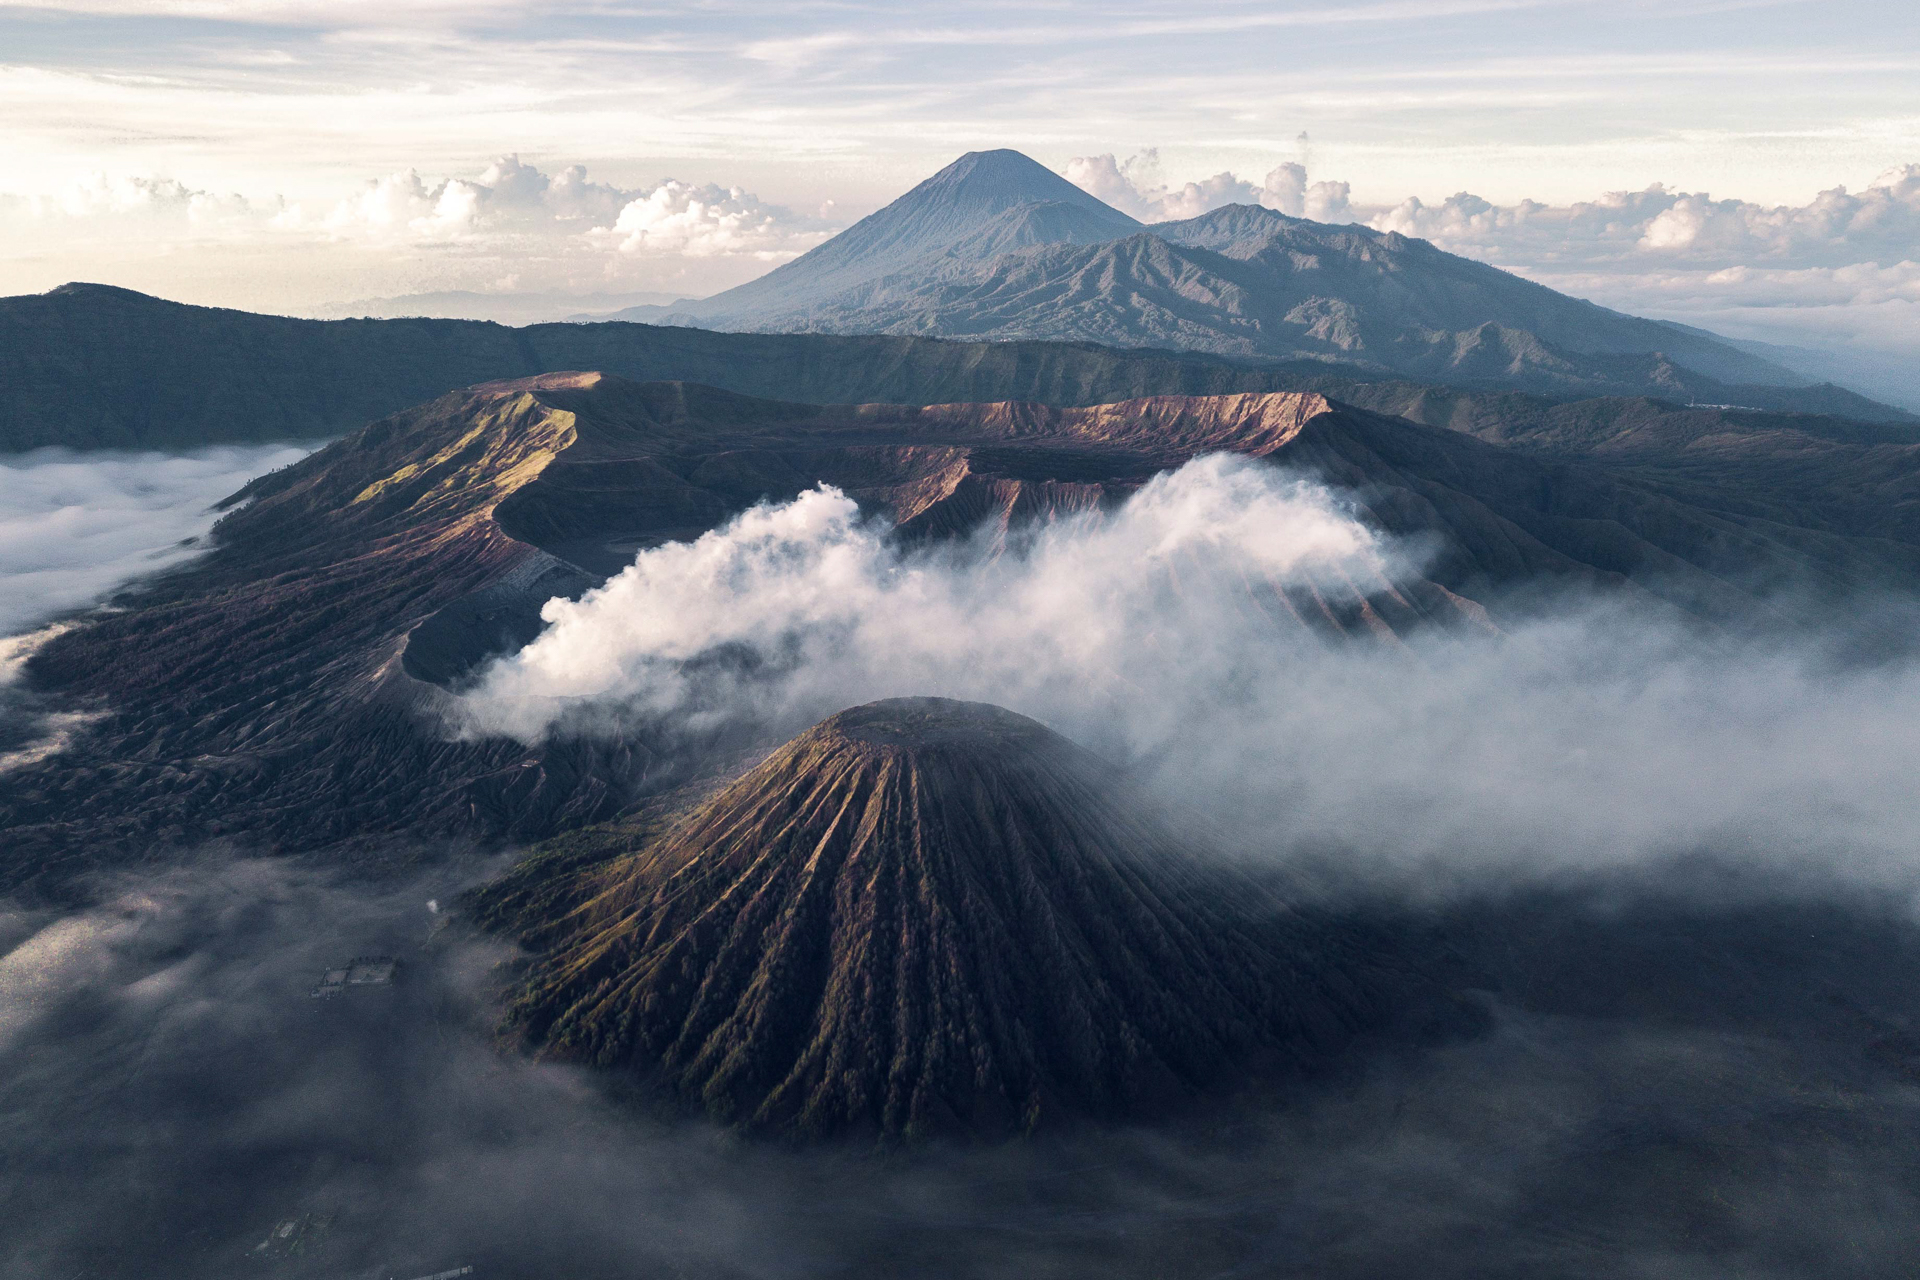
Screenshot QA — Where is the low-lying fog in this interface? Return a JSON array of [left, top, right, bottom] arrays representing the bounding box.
[[5, 857, 1920, 1280], [0, 442, 311, 770], [7, 448, 1920, 1278], [0, 444, 309, 636]]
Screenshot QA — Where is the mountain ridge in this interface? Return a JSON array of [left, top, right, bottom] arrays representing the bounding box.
[[652, 192, 1814, 397], [6, 373, 1920, 896], [590, 150, 1872, 406], [0, 283, 1908, 461]]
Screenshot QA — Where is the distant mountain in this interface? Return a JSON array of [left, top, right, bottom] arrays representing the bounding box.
[[1, 283, 1907, 456], [9, 373, 1920, 894], [1653, 319, 1920, 415], [600, 150, 1880, 406], [658, 149, 1143, 323], [307, 289, 689, 326]]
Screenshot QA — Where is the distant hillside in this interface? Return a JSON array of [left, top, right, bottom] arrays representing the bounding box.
[[1, 282, 1908, 455]]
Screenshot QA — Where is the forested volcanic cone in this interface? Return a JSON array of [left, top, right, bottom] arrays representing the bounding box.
[[485, 698, 1425, 1140]]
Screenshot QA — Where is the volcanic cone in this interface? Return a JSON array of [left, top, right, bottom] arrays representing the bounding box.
[[503, 697, 1405, 1138]]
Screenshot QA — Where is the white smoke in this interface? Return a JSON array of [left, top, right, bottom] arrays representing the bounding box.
[[458, 451, 1920, 898], [461, 453, 1398, 744]]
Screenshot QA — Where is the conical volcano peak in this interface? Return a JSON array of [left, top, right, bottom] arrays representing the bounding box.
[[804, 695, 1059, 753], [678, 150, 1141, 319], [913, 149, 1121, 214], [493, 697, 1419, 1140]]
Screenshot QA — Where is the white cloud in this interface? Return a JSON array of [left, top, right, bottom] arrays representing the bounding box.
[[1063, 152, 1920, 275], [303, 154, 643, 241], [2, 155, 821, 256], [1370, 165, 1920, 271], [460, 454, 1396, 743], [0, 444, 310, 636], [0, 155, 837, 305], [456, 451, 1920, 894], [6, 172, 260, 226], [589, 180, 831, 260], [1064, 148, 1352, 223]]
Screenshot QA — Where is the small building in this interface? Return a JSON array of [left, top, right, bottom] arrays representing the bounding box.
[[309, 954, 398, 998]]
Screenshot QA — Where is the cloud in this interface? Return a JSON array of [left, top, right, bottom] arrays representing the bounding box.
[[1064, 151, 1920, 270], [1, 172, 264, 231], [306, 154, 649, 242], [0, 155, 838, 305], [300, 157, 830, 260], [0, 444, 307, 773], [0, 444, 310, 637], [456, 453, 1920, 898], [589, 179, 832, 260], [459, 454, 1400, 743], [42, 172, 254, 222], [1059, 149, 1920, 275], [1371, 164, 1920, 271], [1063, 148, 1352, 223], [0, 158, 783, 256]]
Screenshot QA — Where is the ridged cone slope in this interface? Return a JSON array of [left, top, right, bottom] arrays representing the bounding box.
[[507, 698, 1395, 1139]]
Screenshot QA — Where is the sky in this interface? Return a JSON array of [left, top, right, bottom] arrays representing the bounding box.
[[0, 0, 1916, 395]]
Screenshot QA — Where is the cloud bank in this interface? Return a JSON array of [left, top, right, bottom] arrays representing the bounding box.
[[1065, 146, 1354, 223], [0, 155, 837, 308], [304, 155, 829, 263], [457, 453, 1920, 899], [1066, 148, 1920, 274], [0, 444, 309, 637], [459, 454, 1400, 741]]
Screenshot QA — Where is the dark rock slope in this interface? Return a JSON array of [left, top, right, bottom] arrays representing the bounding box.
[[475, 697, 1407, 1139], [4, 374, 1917, 896]]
